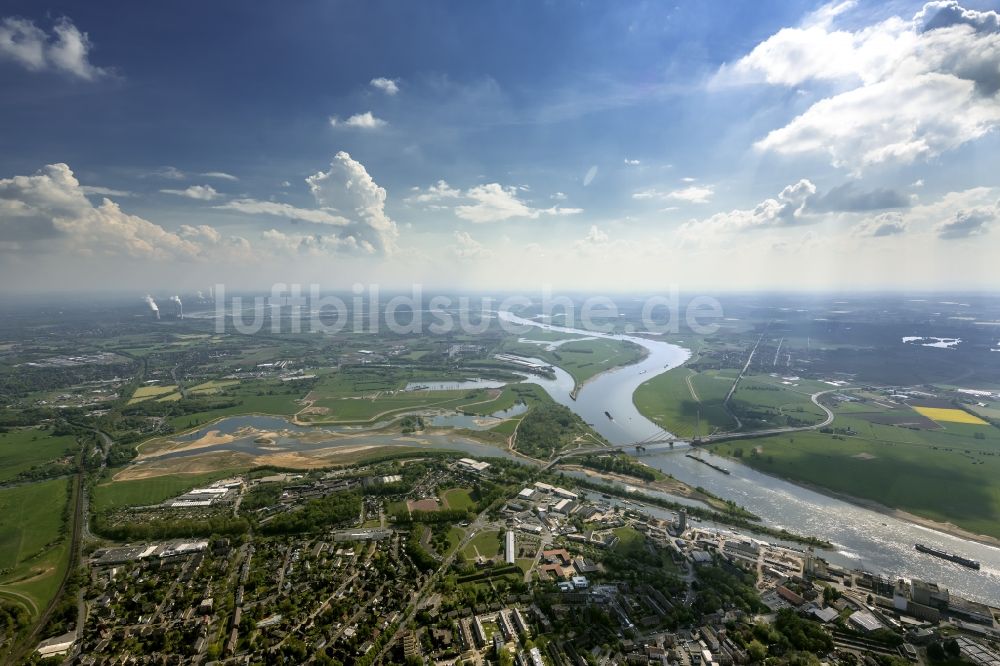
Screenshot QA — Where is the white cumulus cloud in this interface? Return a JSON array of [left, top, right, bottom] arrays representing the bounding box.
[[0, 16, 108, 80], [329, 111, 387, 129], [370, 77, 399, 95], [634, 184, 714, 204], [935, 204, 998, 239], [218, 153, 398, 254], [451, 230, 492, 260], [215, 199, 350, 225], [717, 1, 1000, 170], [201, 171, 238, 181], [160, 184, 221, 200], [410, 181, 583, 223], [0, 163, 213, 259], [405, 180, 462, 204], [853, 212, 909, 237], [679, 179, 817, 239], [304, 151, 399, 253]]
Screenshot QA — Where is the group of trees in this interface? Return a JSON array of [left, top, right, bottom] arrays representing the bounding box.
[[92, 513, 250, 541], [400, 415, 424, 434], [927, 638, 962, 662], [692, 565, 767, 616], [739, 609, 833, 659], [259, 492, 361, 535], [121, 395, 240, 419], [515, 403, 586, 458], [406, 527, 438, 572], [394, 508, 472, 525], [0, 601, 30, 653], [578, 453, 658, 482], [241, 483, 284, 511]]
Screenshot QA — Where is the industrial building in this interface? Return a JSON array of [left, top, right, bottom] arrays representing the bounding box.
[[457, 458, 491, 473], [848, 610, 883, 633]]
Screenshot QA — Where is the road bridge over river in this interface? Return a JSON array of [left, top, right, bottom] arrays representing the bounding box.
[[542, 388, 837, 471]]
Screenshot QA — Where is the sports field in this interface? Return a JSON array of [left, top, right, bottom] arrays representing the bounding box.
[[441, 487, 475, 511], [462, 530, 502, 560]]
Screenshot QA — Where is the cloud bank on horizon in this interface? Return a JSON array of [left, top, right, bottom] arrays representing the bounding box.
[[0, 1, 997, 291]]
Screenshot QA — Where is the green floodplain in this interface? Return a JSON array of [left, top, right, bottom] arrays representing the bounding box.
[[631, 318, 1000, 540]]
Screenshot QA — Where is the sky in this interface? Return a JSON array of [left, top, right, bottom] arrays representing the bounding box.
[[0, 0, 998, 293]]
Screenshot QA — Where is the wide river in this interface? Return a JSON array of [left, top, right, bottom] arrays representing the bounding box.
[[499, 311, 1000, 606]]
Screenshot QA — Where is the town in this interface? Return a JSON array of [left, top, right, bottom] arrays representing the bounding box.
[[30, 452, 1000, 665]]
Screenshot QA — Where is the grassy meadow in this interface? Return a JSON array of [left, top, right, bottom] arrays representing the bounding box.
[[711, 395, 1000, 538], [500, 336, 645, 389], [0, 478, 73, 617], [0, 428, 78, 483], [633, 366, 738, 438], [92, 470, 237, 512]]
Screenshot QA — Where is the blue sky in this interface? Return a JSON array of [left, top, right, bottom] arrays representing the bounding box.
[[1, 0, 998, 291]]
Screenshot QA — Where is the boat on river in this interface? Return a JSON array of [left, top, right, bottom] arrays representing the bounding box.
[[915, 543, 980, 570]]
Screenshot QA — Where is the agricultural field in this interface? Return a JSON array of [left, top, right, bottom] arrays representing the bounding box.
[[302, 387, 511, 424], [969, 401, 1000, 421], [712, 393, 1000, 538], [912, 406, 988, 425], [167, 380, 307, 430], [516, 327, 583, 343], [0, 428, 78, 483], [555, 338, 645, 385], [91, 470, 237, 512], [730, 375, 829, 429], [459, 385, 525, 416], [187, 379, 239, 395], [127, 384, 178, 404], [0, 478, 72, 618], [634, 366, 738, 438]]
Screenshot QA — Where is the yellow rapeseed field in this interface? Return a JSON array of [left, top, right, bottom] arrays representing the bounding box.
[[913, 406, 989, 425]]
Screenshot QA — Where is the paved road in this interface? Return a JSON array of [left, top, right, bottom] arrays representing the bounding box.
[[723, 332, 766, 430]]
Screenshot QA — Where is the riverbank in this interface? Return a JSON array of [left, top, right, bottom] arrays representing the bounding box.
[[783, 473, 1000, 549], [557, 463, 745, 516], [567, 474, 833, 548], [710, 450, 1000, 549], [568, 344, 651, 400]]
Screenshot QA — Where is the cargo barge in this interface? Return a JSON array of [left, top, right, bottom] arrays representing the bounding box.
[[915, 543, 980, 570]]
